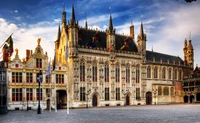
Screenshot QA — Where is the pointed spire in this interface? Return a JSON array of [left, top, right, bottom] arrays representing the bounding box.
[[188, 40, 193, 50], [85, 20, 88, 29], [140, 21, 144, 39], [108, 14, 113, 31], [56, 24, 61, 41], [71, 3, 76, 24], [184, 38, 187, 48]]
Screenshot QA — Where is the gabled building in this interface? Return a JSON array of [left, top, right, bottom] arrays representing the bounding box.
[[5, 4, 195, 110], [183, 65, 200, 103], [54, 4, 193, 108]]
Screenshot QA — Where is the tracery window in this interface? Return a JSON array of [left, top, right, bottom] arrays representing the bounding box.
[[164, 87, 169, 95], [158, 86, 162, 95], [136, 65, 140, 83], [115, 64, 120, 83], [168, 68, 172, 80], [162, 67, 166, 79], [154, 67, 158, 79], [80, 61, 85, 82], [147, 66, 151, 78], [126, 65, 130, 83], [105, 63, 109, 82], [92, 62, 97, 82]]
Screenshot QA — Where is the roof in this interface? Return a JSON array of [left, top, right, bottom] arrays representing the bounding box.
[[78, 28, 138, 52], [146, 50, 184, 64]]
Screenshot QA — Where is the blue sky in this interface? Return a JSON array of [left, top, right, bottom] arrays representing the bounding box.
[[0, 0, 200, 67]]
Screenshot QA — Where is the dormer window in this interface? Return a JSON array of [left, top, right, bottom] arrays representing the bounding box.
[[36, 58, 42, 68]]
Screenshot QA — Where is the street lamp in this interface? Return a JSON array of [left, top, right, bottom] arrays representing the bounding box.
[[27, 90, 29, 111], [37, 70, 43, 114]]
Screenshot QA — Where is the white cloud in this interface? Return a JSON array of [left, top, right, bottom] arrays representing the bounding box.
[[14, 10, 18, 13], [13, 16, 21, 21], [0, 18, 57, 61], [146, 2, 200, 66]]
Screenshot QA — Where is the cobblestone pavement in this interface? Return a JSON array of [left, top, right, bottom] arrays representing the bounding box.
[[1, 104, 200, 123]]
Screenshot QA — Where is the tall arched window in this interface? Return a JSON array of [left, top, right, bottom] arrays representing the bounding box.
[[174, 69, 177, 80], [154, 67, 158, 79], [168, 68, 171, 80], [136, 65, 140, 83], [147, 66, 151, 78], [164, 87, 169, 95], [179, 70, 182, 80], [158, 86, 162, 95], [115, 64, 120, 83], [126, 64, 130, 83], [170, 87, 174, 96], [162, 67, 166, 79], [92, 62, 97, 82], [80, 61, 85, 82], [105, 63, 109, 82]]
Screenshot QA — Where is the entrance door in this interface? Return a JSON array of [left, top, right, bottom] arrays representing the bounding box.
[[126, 95, 130, 106], [146, 92, 152, 105], [57, 90, 67, 109], [184, 95, 188, 103], [46, 99, 50, 110], [92, 95, 97, 107]]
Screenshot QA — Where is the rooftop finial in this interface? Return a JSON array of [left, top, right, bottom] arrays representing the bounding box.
[[189, 31, 192, 40]]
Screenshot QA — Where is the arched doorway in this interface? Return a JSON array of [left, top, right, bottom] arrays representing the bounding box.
[[196, 93, 200, 101], [92, 94, 97, 107], [190, 95, 195, 103], [146, 92, 152, 105], [46, 99, 50, 110], [126, 95, 130, 106], [184, 95, 188, 103], [56, 90, 67, 109]]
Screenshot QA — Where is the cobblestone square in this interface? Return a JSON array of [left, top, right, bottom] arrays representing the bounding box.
[[1, 104, 200, 123]]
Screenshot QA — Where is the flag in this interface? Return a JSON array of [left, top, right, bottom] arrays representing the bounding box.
[[108, 44, 114, 51], [46, 58, 51, 76], [65, 41, 68, 61], [120, 37, 129, 51], [5, 34, 14, 56]]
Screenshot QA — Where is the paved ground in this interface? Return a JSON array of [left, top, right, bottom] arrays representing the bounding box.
[[0, 104, 200, 123]]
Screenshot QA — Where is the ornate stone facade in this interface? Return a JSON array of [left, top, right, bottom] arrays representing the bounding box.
[[5, 5, 194, 110]]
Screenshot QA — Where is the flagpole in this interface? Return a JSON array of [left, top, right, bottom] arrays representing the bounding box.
[[54, 71, 57, 112], [49, 74, 51, 112]]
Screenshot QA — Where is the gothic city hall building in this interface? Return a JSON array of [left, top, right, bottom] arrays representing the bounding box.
[[5, 5, 194, 110]]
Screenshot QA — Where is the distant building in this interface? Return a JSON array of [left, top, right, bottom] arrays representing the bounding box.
[[183, 65, 200, 103], [5, 4, 194, 110]]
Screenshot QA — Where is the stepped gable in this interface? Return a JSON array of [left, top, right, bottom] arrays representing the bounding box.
[[146, 50, 184, 64], [78, 28, 138, 52]]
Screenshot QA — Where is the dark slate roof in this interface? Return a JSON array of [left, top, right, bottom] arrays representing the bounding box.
[[78, 28, 138, 52], [146, 50, 184, 64]]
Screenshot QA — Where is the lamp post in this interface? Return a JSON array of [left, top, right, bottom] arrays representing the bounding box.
[[37, 70, 43, 114], [27, 90, 29, 111]]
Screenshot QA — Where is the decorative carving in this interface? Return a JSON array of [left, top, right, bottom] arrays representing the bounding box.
[[37, 37, 41, 45]]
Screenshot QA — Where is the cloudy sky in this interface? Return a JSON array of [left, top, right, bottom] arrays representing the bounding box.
[[0, 0, 200, 67]]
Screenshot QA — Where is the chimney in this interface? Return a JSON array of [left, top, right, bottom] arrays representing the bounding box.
[[26, 50, 30, 61], [130, 25, 134, 39]]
